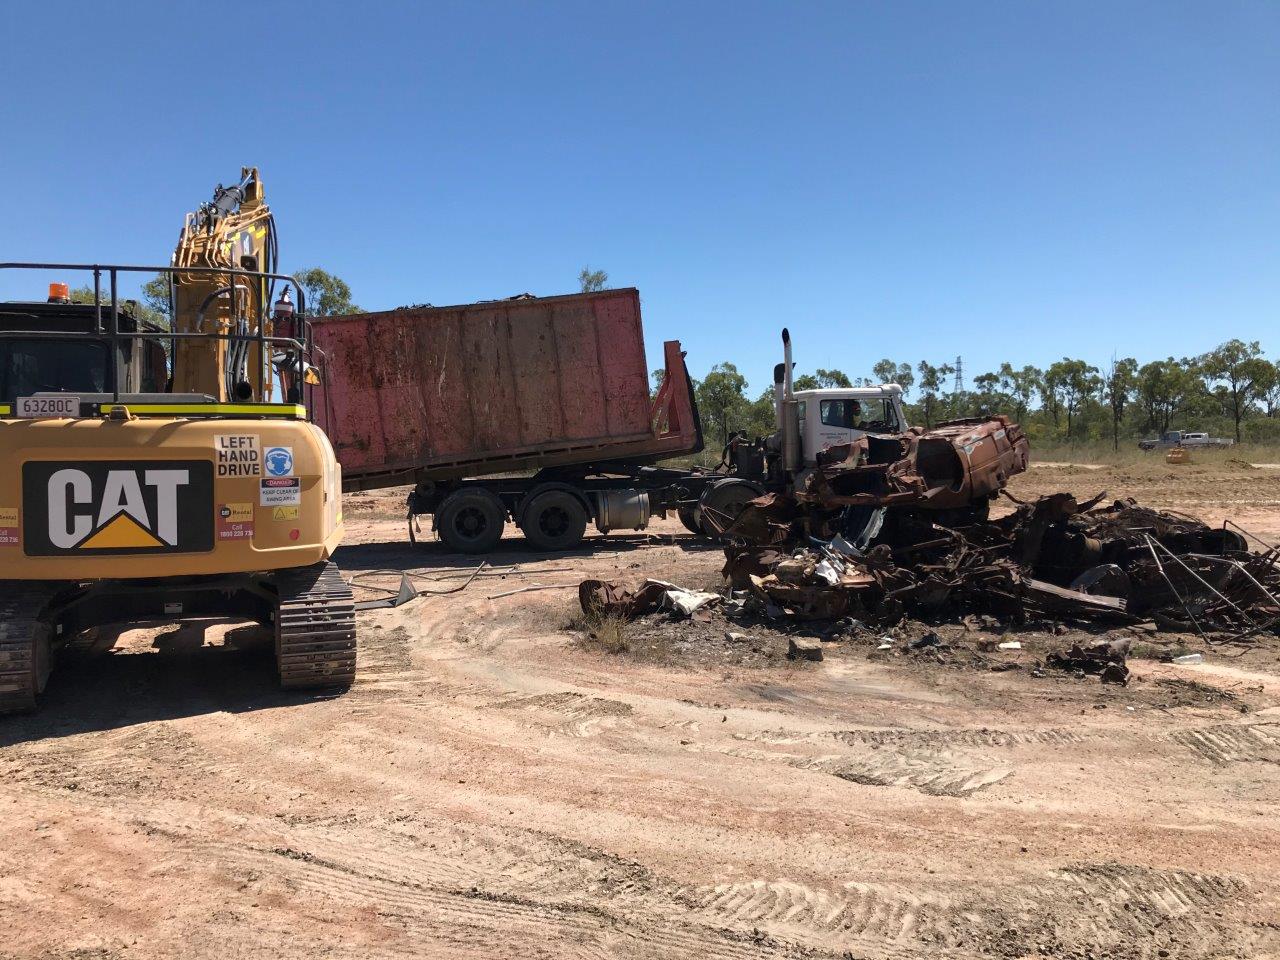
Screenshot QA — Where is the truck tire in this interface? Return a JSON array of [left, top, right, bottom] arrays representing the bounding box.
[[436, 489, 507, 554], [678, 505, 702, 535], [521, 490, 588, 552], [695, 479, 764, 538]]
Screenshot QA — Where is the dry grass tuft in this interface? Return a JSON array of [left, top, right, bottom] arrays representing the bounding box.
[[568, 608, 631, 654]]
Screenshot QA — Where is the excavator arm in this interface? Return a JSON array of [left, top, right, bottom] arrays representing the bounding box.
[[170, 167, 283, 401]]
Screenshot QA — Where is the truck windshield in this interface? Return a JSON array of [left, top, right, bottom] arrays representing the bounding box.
[[0, 339, 109, 397], [819, 398, 899, 433]]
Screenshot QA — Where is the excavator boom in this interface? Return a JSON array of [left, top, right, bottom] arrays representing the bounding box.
[[170, 166, 279, 401]]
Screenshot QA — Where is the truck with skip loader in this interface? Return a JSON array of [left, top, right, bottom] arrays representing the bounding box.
[[311, 291, 1022, 554]]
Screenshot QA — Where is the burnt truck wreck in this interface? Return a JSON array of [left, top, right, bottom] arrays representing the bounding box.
[[703, 328, 1031, 545]]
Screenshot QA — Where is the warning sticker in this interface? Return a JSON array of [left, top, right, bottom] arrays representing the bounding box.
[[271, 505, 300, 522], [0, 507, 18, 546], [215, 435, 261, 477], [260, 477, 301, 506], [217, 502, 255, 541]]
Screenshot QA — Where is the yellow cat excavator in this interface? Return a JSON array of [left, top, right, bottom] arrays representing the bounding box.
[[0, 168, 356, 713]]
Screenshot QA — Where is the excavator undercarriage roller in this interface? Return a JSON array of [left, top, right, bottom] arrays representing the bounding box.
[[274, 561, 357, 689]]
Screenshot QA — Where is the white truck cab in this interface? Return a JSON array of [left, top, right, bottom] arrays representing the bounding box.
[[794, 385, 907, 464]]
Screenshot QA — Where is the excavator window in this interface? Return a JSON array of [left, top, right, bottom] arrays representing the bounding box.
[[141, 339, 168, 392], [0, 339, 109, 396]]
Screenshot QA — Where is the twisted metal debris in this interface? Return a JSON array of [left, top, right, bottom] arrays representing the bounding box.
[[721, 491, 1280, 642]]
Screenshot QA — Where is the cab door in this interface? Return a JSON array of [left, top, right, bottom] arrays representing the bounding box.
[[813, 398, 861, 454]]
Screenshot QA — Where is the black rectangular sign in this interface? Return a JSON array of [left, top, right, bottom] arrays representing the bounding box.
[[22, 460, 214, 556]]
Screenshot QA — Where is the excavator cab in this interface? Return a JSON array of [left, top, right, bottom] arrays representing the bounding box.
[[0, 294, 169, 398], [0, 169, 357, 715]]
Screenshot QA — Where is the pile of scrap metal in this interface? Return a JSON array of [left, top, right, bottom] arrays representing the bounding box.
[[722, 485, 1280, 641], [712, 415, 1031, 546]]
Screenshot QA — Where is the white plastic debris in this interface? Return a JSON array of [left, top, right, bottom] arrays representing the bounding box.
[[997, 640, 1022, 651], [828, 533, 862, 557], [1171, 653, 1204, 665], [813, 559, 841, 586], [643, 579, 722, 619], [662, 587, 721, 618]]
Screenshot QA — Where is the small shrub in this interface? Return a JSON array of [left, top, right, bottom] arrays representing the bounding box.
[[568, 608, 630, 654]]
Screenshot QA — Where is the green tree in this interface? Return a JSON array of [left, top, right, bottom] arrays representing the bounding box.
[[1137, 358, 1201, 434], [814, 368, 852, 388], [1103, 357, 1138, 451], [1199, 339, 1268, 442], [68, 282, 167, 329], [139, 274, 173, 328], [650, 368, 666, 392], [791, 368, 853, 389], [998, 363, 1040, 423], [295, 267, 360, 317], [872, 359, 914, 398], [578, 267, 609, 292], [1258, 360, 1280, 418], [1043, 358, 1101, 442], [1038, 368, 1063, 431], [745, 387, 779, 438], [916, 361, 953, 428], [970, 371, 1006, 415], [695, 362, 749, 449]]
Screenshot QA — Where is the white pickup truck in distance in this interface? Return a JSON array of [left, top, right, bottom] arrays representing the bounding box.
[[1138, 430, 1233, 450]]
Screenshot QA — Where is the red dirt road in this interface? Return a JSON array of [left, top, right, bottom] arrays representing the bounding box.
[[2, 462, 1279, 959]]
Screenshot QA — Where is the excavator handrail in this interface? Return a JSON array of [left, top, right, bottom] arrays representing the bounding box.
[[0, 262, 316, 411]]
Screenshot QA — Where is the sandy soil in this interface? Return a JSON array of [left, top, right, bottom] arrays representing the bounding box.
[[3, 462, 1280, 959]]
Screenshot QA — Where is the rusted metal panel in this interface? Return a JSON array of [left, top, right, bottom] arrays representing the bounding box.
[[313, 288, 701, 488]]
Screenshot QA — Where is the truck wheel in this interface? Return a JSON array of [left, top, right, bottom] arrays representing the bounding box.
[[695, 479, 764, 538], [521, 490, 588, 551], [678, 505, 702, 535], [436, 489, 507, 554]]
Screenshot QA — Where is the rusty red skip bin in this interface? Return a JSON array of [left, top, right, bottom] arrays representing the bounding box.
[[311, 288, 701, 491]]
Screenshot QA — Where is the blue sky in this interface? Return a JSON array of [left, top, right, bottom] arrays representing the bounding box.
[[2, 1, 1277, 397]]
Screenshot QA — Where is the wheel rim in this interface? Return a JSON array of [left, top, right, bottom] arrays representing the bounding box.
[[538, 506, 571, 538], [454, 505, 490, 541]]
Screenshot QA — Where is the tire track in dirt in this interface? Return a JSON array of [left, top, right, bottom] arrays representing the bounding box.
[[673, 878, 955, 955], [1165, 723, 1280, 765], [8, 729, 1277, 960], [719, 743, 1009, 797], [674, 862, 1271, 959], [161, 828, 831, 960], [738, 726, 1088, 750], [495, 691, 635, 738], [740, 719, 1280, 779]]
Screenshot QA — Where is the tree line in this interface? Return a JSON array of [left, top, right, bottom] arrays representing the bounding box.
[[69, 264, 1276, 452], [667, 340, 1280, 452]]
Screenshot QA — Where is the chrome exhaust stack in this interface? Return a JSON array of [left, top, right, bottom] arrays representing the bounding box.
[[780, 328, 800, 473]]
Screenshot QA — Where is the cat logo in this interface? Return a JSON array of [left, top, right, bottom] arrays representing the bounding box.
[[22, 461, 214, 556]]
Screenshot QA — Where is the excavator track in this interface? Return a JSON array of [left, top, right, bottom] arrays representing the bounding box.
[[274, 561, 357, 689], [0, 584, 57, 715]]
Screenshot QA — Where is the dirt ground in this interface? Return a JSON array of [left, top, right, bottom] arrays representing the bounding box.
[[4, 460, 1280, 959]]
